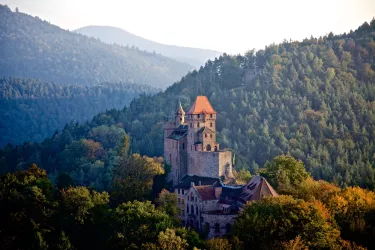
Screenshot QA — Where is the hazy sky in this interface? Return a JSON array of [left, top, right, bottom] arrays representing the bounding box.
[[1, 0, 374, 54]]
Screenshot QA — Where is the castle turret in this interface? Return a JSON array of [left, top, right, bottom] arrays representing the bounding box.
[[175, 102, 185, 126], [186, 96, 218, 153]]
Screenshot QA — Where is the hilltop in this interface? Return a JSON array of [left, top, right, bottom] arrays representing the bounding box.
[[75, 25, 222, 67], [0, 5, 192, 89], [1, 18, 375, 190]]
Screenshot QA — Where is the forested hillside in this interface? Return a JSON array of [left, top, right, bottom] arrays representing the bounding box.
[[0, 5, 192, 88], [75, 25, 222, 67], [1, 20, 375, 191], [0, 77, 158, 147]]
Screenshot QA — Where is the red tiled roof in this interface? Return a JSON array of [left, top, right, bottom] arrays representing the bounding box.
[[195, 185, 217, 200], [239, 176, 278, 202], [187, 96, 216, 115]]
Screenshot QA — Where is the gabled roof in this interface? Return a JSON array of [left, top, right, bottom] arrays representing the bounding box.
[[195, 185, 217, 201], [187, 96, 216, 115], [238, 176, 278, 203], [167, 125, 188, 140], [197, 126, 215, 134], [174, 174, 221, 189]]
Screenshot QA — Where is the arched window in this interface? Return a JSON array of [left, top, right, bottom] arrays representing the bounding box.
[[214, 146, 218, 151], [210, 134, 213, 138], [205, 134, 207, 138], [191, 205, 194, 214], [207, 144, 211, 151], [210, 122, 213, 127]]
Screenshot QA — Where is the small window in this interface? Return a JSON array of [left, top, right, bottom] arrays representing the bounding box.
[[178, 189, 180, 194], [210, 134, 213, 138], [210, 123, 213, 127], [226, 223, 232, 233], [182, 198, 184, 204], [190, 123, 192, 128], [182, 143, 185, 150], [210, 114, 213, 118], [205, 134, 207, 138], [187, 196, 189, 201], [178, 198, 180, 204], [196, 206, 198, 214], [180, 118, 182, 122], [215, 223, 220, 233], [197, 114, 200, 118], [191, 205, 194, 215], [197, 123, 200, 127], [187, 206, 189, 213], [182, 189, 184, 195]]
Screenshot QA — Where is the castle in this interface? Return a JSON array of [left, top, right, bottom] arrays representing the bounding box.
[[164, 96, 277, 238]]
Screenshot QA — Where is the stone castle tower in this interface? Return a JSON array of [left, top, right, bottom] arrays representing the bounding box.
[[164, 96, 233, 186]]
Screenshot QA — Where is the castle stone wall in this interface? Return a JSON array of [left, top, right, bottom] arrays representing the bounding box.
[[201, 213, 237, 239], [187, 151, 233, 179]]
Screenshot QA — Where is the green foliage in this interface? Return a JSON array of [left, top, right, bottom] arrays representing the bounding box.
[[156, 189, 180, 220], [262, 155, 309, 191], [60, 186, 109, 224], [0, 164, 54, 249], [112, 154, 163, 203], [0, 77, 158, 147], [326, 187, 375, 247], [233, 168, 252, 184], [205, 238, 232, 250], [0, 6, 191, 88], [111, 200, 174, 248], [234, 195, 340, 249], [143, 228, 188, 250], [2, 20, 375, 190]]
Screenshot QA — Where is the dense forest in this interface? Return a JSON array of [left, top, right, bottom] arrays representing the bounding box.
[[1, 156, 374, 249], [0, 77, 159, 147], [75, 25, 222, 67], [1, 19, 375, 191], [0, 5, 192, 88]]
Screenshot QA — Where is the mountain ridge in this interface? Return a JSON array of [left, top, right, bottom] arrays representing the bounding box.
[[75, 25, 222, 67], [0, 5, 192, 89]]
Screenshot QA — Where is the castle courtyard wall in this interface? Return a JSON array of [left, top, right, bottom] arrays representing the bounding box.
[[201, 213, 237, 239]]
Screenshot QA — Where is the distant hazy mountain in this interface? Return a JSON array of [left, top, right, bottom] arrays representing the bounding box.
[[75, 26, 222, 67], [0, 5, 192, 89]]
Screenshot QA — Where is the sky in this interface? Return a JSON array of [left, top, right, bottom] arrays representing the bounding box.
[[1, 0, 374, 54]]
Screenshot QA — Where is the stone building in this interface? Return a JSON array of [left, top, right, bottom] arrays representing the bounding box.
[[174, 175, 278, 238], [164, 96, 233, 186], [163, 96, 278, 238]]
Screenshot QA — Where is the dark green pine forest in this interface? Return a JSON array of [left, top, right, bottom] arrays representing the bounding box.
[[0, 77, 159, 147], [1, 4, 375, 249], [1, 19, 375, 191]]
